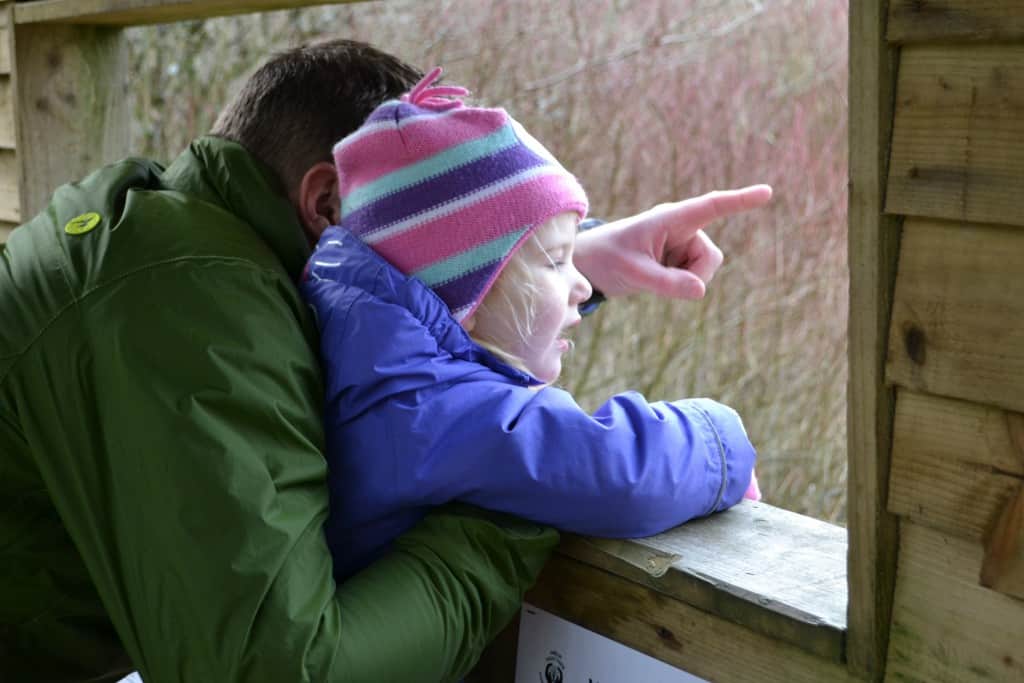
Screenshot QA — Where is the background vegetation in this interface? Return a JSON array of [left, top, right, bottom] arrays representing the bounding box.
[[128, 0, 849, 523]]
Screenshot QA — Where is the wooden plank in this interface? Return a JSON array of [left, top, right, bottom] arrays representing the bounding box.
[[885, 523, 1024, 682], [471, 503, 848, 679], [15, 0, 359, 26], [0, 148, 19, 222], [0, 27, 11, 75], [886, 45, 1024, 228], [0, 76, 14, 149], [889, 390, 1024, 544], [848, 1, 901, 679], [886, 219, 1024, 413], [559, 501, 847, 662], [889, 1, 1024, 43], [980, 486, 1024, 601], [13, 23, 129, 219], [527, 555, 860, 683]]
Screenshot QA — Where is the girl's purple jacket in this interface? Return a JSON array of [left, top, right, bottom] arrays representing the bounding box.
[[301, 227, 756, 580]]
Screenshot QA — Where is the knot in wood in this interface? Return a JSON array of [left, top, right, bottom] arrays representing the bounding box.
[[656, 626, 681, 650], [904, 324, 927, 366]]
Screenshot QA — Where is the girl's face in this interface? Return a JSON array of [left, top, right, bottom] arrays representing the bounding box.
[[467, 212, 593, 383]]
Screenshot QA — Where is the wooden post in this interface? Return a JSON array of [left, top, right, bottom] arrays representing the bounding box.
[[14, 0, 360, 25], [846, 2, 900, 680], [13, 17, 128, 219], [0, 4, 17, 239]]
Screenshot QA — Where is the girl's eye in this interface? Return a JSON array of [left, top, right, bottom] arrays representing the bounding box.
[[549, 260, 567, 271]]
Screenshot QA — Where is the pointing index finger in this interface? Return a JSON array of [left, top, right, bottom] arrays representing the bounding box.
[[682, 184, 774, 228]]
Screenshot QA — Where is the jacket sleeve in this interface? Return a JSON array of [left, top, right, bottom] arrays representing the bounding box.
[[379, 380, 755, 538], [318, 296, 756, 540], [18, 260, 555, 683]]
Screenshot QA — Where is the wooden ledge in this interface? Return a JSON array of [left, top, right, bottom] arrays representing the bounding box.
[[543, 501, 848, 662], [13, 0, 357, 26], [471, 502, 851, 682]]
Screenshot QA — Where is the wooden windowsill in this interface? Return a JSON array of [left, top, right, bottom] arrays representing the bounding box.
[[552, 500, 848, 661], [472, 501, 849, 681]]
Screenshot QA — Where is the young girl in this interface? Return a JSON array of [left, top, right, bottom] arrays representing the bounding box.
[[301, 68, 759, 581]]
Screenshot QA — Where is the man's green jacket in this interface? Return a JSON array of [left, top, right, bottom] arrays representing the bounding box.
[[0, 137, 557, 682]]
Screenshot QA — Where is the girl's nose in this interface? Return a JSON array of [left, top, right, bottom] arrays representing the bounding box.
[[569, 264, 593, 305]]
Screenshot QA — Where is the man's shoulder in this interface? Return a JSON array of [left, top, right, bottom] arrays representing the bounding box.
[[0, 156, 290, 374]]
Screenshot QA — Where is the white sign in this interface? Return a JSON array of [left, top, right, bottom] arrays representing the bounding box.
[[515, 604, 710, 683]]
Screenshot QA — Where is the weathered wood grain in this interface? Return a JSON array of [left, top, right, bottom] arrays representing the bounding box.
[[559, 501, 847, 662], [848, 2, 901, 679], [980, 486, 1024, 601], [886, 45, 1024, 228], [0, 148, 19, 223], [471, 503, 850, 679], [14, 0, 358, 25], [886, 219, 1024, 413], [889, 390, 1024, 544], [0, 76, 15, 149], [889, 1, 1024, 43], [13, 23, 129, 218], [885, 523, 1024, 682], [526, 554, 860, 683], [0, 27, 11, 75]]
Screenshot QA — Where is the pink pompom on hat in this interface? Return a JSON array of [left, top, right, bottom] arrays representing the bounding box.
[[333, 67, 589, 322]]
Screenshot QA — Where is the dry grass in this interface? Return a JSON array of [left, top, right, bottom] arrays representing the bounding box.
[[128, 0, 849, 524]]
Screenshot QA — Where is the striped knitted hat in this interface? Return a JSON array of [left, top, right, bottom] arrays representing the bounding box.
[[334, 67, 589, 322]]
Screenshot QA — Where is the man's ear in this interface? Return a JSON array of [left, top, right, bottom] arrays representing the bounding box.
[[294, 162, 340, 245]]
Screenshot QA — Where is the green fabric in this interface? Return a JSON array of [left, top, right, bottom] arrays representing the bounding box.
[[0, 137, 557, 682]]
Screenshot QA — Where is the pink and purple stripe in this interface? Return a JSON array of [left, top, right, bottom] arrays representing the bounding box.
[[334, 70, 588, 321]]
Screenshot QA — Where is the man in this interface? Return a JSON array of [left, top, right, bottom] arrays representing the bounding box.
[[0, 40, 770, 682]]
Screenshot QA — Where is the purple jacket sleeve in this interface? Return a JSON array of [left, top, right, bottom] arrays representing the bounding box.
[[370, 377, 755, 538]]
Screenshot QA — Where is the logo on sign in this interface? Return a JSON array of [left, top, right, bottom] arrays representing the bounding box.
[[541, 650, 564, 683]]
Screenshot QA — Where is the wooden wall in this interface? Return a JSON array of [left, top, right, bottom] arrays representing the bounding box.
[[0, 1, 132, 242], [0, 6, 17, 241], [847, 4, 900, 680], [882, 2, 1024, 681]]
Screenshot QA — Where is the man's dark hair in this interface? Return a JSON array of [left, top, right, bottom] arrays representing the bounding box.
[[212, 39, 421, 194]]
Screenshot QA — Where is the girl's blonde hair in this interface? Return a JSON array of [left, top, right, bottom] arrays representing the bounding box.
[[469, 232, 545, 374]]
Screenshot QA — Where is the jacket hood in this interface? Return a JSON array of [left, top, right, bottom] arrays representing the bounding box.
[[304, 226, 540, 391], [162, 136, 312, 280]]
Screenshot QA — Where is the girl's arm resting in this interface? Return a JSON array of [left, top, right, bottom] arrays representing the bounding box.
[[394, 378, 756, 538]]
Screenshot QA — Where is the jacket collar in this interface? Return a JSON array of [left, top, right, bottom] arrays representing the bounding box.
[[310, 227, 542, 387], [161, 136, 311, 280]]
